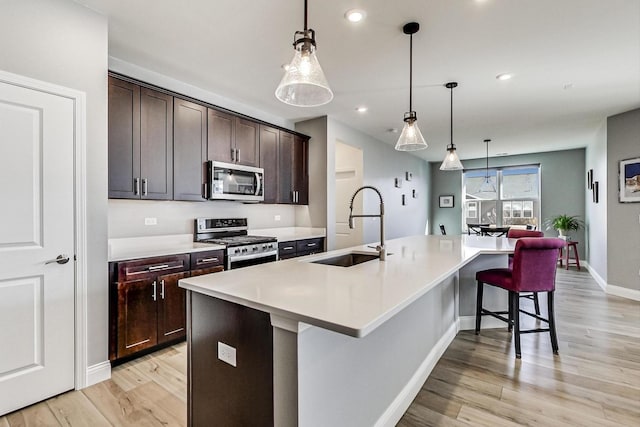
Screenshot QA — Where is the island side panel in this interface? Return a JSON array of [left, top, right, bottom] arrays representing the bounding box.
[[458, 253, 509, 329], [297, 274, 457, 427], [187, 291, 274, 427]]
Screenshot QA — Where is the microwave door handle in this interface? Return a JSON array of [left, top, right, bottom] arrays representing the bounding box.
[[254, 172, 262, 196]]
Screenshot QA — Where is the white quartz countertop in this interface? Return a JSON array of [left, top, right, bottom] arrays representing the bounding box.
[[108, 234, 225, 262], [179, 235, 516, 338], [249, 227, 326, 241]]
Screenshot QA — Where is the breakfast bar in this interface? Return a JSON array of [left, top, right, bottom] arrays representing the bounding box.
[[179, 234, 516, 426]]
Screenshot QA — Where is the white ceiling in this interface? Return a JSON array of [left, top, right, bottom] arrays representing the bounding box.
[[76, 0, 640, 162]]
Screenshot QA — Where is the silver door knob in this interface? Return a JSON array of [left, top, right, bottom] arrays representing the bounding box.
[[45, 255, 70, 265]]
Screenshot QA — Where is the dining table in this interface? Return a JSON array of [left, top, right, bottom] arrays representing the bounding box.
[[480, 226, 510, 237]]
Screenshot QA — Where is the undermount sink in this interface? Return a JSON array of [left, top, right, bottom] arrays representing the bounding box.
[[310, 252, 379, 267]]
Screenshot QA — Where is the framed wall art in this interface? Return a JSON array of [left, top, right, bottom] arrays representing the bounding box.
[[619, 157, 640, 202], [439, 195, 454, 208], [587, 169, 593, 190]]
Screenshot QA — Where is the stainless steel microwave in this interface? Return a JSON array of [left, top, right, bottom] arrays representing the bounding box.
[[206, 161, 264, 202]]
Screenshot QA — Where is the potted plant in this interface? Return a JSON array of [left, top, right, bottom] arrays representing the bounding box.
[[544, 214, 584, 237]]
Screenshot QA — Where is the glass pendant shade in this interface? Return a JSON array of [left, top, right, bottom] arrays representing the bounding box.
[[395, 115, 427, 151], [440, 144, 463, 170], [276, 43, 333, 107]]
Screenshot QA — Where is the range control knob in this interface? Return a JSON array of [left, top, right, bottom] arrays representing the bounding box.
[[234, 248, 240, 254], [252, 246, 258, 251], [241, 248, 248, 253]]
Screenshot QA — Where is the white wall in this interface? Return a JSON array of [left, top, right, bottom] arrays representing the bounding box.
[[295, 117, 328, 229], [0, 0, 109, 366], [585, 121, 608, 282], [109, 200, 296, 238]]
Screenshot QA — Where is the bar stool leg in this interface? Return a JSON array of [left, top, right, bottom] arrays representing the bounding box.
[[475, 280, 484, 334], [533, 292, 541, 315], [512, 291, 521, 359], [548, 291, 559, 354], [508, 290, 514, 332]]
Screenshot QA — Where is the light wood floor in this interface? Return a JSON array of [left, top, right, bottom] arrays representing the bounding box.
[[2, 268, 639, 426]]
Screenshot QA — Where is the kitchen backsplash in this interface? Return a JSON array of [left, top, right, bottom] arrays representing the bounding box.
[[108, 199, 299, 238]]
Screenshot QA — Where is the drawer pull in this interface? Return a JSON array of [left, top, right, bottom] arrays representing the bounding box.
[[152, 280, 157, 301], [283, 246, 294, 250], [306, 243, 317, 247], [148, 264, 170, 271], [197, 257, 219, 264]]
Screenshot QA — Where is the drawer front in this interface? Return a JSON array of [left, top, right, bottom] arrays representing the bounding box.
[[278, 241, 297, 258], [296, 238, 324, 253], [190, 265, 225, 277], [116, 254, 190, 282], [190, 250, 225, 270]]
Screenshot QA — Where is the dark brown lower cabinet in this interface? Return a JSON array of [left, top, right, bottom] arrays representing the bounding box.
[[188, 291, 273, 427], [278, 237, 325, 260], [110, 251, 224, 362]]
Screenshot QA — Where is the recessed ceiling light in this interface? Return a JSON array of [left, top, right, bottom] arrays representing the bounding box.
[[496, 73, 513, 81], [495, 152, 509, 156], [563, 83, 574, 90], [356, 106, 368, 113], [345, 9, 366, 23]]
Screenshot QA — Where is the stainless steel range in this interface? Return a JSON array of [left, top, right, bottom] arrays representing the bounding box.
[[194, 218, 278, 270]]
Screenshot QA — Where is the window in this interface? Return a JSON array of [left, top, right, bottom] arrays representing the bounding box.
[[462, 165, 540, 231]]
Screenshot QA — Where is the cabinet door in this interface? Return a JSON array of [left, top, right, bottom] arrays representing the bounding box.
[[235, 118, 259, 167], [259, 125, 279, 204], [278, 131, 294, 204], [140, 87, 173, 200], [293, 135, 309, 205], [174, 98, 207, 201], [116, 278, 158, 358], [108, 77, 140, 199], [157, 271, 189, 344], [207, 108, 235, 164]]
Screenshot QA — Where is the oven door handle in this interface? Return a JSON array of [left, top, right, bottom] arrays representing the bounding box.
[[228, 250, 278, 265]]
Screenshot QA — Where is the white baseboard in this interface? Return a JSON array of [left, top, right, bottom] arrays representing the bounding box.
[[458, 315, 507, 331], [607, 284, 640, 301], [375, 321, 457, 427], [86, 361, 111, 387], [585, 264, 640, 301]]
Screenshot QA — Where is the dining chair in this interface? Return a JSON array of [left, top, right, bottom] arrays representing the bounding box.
[[439, 224, 446, 235], [507, 228, 544, 315], [475, 237, 566, 358]]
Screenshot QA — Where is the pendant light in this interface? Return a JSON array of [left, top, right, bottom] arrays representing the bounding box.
[[275, 0, 333, 107], [479, 139, 497, 193], [439, 82, 464, 170], [395, 22, 427, 151]]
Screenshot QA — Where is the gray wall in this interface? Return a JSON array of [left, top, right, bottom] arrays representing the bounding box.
[[318, 117, 429, 250], [607, 108, 640, 292], [586, 121, 608, 281], [430, 148, 586, 257], [0, 0, 109, 366]]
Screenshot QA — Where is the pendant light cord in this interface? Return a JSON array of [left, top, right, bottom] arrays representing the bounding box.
[[409, 33, 413, 112], [450, 85, 453, 147], [304, 0, 308, 31]]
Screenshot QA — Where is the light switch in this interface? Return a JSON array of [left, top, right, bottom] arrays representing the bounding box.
[[218, 342, 237, 367]]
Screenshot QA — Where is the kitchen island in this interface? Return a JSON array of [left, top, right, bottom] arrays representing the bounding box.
[[179, 234, 516, 426]]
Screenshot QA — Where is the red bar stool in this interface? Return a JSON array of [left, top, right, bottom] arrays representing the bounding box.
[[475, 238, 566, 358], [558, 241, 581, 270], [507, 229, 544, 315]]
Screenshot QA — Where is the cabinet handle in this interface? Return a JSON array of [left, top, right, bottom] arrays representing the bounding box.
[[236, 148, 240, 163], [231, 148, 235, 161], [203, 183, 208, 199], [134, 178, 140, 196], [148, 264, 169, 271], [197, 257, 219, 264], [142, 178, 148, 196], [152, 280, 157, 301], [160, 279, 165, 299], [283, 246, 294, 250], [307, 243, 316, 247]]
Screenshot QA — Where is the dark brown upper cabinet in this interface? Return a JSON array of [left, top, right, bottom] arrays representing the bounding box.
[[174, 98, 207, 201], [108, 77, 173, 200], [278, 131, 309, 205], [208, 108, 259, 167], [259, 125, 279, 204]]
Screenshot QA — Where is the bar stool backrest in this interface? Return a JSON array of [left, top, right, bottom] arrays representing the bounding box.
[[507, 229, 544, 238], [511, 238, 566, 292]]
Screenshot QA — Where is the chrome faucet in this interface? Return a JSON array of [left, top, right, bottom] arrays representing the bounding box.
[[348, 186, 386, 261]]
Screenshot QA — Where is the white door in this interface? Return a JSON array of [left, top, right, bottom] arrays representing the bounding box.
[[334, 141, 363, 250], [0, 78, 75, 415]]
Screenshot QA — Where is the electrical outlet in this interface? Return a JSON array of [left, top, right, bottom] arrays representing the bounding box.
[[274, 215, 281, 221], [218, 342, 237, 367], [144, 217, 157, 226]]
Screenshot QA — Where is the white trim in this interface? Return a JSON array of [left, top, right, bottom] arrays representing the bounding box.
[[607, 284, 640, 301], [458, 315, 506, 331], [586, 263, 608, 292], [374, 322, 457, 427], [86, 361, 111, 387], [0, 70, 90, 390]]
